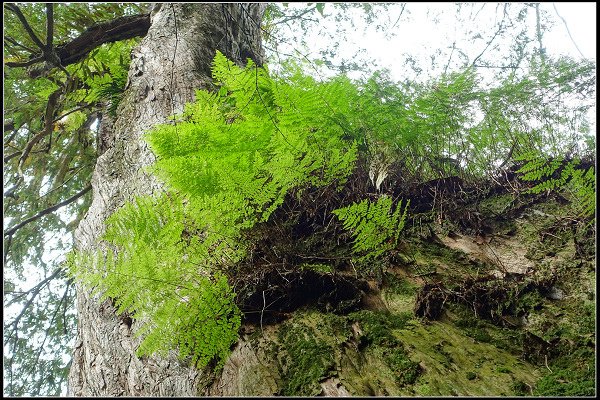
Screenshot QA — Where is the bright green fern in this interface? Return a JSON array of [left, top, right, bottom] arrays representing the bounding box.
[[332, 195, 410, 262], [67, 51, 364, 369], [66, 50, 594, 372], [516, 151, 596, 219], [67, 193, 241, 369]]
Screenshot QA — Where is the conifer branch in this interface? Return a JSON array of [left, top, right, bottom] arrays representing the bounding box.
[[4, 184, 91, 238]]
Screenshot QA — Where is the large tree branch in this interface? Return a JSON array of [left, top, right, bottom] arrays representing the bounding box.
[[5, 12, 150, 72], [55, 13, 150, 67], [3, 183, 91, 238]]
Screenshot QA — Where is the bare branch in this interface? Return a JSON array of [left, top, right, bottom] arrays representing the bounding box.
[[389, 3, 406, 30], [471, 3, 508, 68], [27, 283, 71, 378], [5, 55, 45, 68], [271, 7, 317, 26], [3, 151, 21, 163], [53, 103, 94, 123], [535, 3, 546, 64], [3, 183, 92, 238], [4, 3, 46, 51], [552, 3, 586, 58], [4, 269, 64, 339]]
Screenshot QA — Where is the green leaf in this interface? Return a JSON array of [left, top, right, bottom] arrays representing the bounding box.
[[316, 3, 325, 16]]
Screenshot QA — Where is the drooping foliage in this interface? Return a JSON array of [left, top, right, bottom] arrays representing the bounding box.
[[67, 51, 364, 367], [67, 193, 241, 369]]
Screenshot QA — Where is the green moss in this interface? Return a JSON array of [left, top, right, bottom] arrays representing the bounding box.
[[533, 366, 595, 396], [299, 262, 333, 274], [532, 343, 595, 396], [450, 304, 521, 351], [511, 380, 530, 395], [466, 371, 477, 380], [385, 347, 421, 385], [243, 193, 593, 397], [348, 310, 420, 386], [512, 290, 544, 316], [397, 320, 541, 396], [383, 272, 418, 297], [349, 310, 411, 346], [277, 320, 336, 396]]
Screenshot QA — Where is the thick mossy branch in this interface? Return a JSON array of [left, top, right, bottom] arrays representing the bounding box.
[[67, 52, 595, 372]]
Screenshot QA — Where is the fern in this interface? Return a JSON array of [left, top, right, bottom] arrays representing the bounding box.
[[146, 51, 358, 228], [67, 51, 595, 371], [515, 151, 567, 192], [68, 52, 364, 369], [66, 193, 241, 369], [516, 151, 596, 219], [565, 163, 596, 219], [332, 195, 409, 262]]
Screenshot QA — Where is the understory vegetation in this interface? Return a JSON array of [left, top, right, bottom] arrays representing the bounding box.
[[67, 51, 595, 394]]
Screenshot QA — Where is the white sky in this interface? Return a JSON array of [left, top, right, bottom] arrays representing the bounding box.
[[317, 2, 596, 81], [276, 2, 596, 136], [546, 2, 596, 59]]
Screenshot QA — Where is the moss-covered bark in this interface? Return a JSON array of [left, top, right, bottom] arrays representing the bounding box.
[[208, 188, 594, 397]]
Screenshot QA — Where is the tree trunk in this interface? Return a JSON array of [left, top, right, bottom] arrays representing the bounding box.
[[68, 4, 265, 396]]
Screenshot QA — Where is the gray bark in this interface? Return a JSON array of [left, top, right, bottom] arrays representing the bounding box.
[[68, 4, 265, 396]]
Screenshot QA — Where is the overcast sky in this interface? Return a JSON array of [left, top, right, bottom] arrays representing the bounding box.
[[311, 2, 596, 81]]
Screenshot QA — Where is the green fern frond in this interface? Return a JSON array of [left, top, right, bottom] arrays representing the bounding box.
[[333, 195, 410, 263], [516, 151, 596, 220]]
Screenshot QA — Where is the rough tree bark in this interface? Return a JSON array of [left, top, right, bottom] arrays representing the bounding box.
[[68, 4, 265, 396]]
